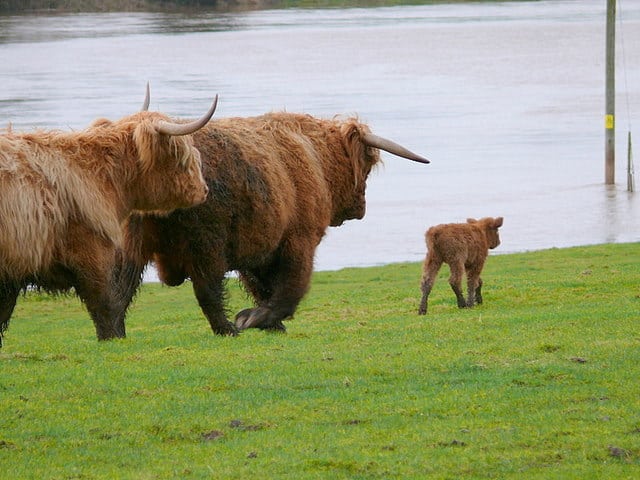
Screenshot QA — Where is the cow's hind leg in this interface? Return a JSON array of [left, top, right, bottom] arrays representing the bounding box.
[[475, 277, 484, 305], [235, 240, 315, 332], [465, 262, 485, 307], [0, 283, 20, 347], [448, 260, 467, 308], [418, 254, 442, 315]]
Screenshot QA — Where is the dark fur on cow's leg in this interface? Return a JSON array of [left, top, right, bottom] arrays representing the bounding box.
[[78, 284, 125, 340], [235, 247, 314, 331], [77, 282, 125, 340], [238, 269, 272, 305], [0, 283, 20, 347], [111, 250, 147, 337], [192, 275, 238, 336], [418, 281, 432, 315], [235, 270, 287, 331]]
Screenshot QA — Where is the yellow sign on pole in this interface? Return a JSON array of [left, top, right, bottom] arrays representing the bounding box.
[[605, 114, 615, 129]]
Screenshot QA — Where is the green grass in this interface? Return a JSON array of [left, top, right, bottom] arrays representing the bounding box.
[[1, 243, 639, 479]]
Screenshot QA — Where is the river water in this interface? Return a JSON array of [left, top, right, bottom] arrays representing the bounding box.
[[1, 0, 639, 274]]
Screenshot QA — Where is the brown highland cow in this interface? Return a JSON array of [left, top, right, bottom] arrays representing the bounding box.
[[418, 217, 503, 315], [0, 97, 218, 346], [115, 111, 429, 336]]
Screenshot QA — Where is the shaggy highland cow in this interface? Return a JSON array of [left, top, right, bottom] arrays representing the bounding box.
[[116, 111, 429, 336], [0, 97, 218, 346], [418, 217, 503, 315]]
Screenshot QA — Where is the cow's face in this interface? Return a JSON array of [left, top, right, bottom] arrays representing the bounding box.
[[469, 217, 503, 250], [330, 122, 381, 226], [131, 114, 209, 212], [94, 111, 209, 213]]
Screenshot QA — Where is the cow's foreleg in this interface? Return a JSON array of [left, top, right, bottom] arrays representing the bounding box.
[[192, 270, 238, 337], [0, 283, 20, 347], [235, 241, 314, 331], [111, 249, 147, 337], [68, 228, 125, 340], [77, 279, 125, 340]]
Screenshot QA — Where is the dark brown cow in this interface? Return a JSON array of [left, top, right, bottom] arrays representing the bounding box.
[[418, 217, 503, 314], [0, 97, 218, 346], [116, 112, 429, 336]]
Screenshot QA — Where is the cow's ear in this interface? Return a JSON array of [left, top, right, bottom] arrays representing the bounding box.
[[493, 217, 504, 228], [467, 218, 477, 224]]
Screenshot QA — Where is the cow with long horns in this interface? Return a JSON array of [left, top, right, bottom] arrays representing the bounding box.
[[0, 96, 218, 346], [116, 105, 429, 336]]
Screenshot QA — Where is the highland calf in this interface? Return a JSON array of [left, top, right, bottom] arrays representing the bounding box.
[[0, 97, 218, 346], [116, 111, 429, 336], [418, 217, 503, 315]]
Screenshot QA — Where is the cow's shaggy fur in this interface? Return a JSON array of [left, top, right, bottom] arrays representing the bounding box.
[[418, 217, 503, 314], [117, 112, 426, 336], [0, 110, 209, 346]]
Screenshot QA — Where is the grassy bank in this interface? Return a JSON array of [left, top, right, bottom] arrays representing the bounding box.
[[1, 243, 639, 478]]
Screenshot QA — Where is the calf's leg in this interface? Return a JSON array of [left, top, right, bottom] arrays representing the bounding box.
[[448, 260, 467, 308], [465, 262, 485, 307], [418, 254, 442, 315], [475, 277, 484, 305]]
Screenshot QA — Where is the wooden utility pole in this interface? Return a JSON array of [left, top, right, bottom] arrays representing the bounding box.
[[605, 0, 616, 184]]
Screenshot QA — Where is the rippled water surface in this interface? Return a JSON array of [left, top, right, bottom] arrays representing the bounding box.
[[1, 0, 639, 273]]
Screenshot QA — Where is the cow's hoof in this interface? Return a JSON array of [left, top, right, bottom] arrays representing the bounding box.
[[235, 308, 286, 332], [235, 307, 267, 330], [212, 321, 239, 336]]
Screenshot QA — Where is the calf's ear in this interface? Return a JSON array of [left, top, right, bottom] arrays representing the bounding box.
[[466, 218, 477, 224], [494, 217, 504, 228]]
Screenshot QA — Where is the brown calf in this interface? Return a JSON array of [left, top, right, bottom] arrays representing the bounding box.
[[418, 217, 503, 314]]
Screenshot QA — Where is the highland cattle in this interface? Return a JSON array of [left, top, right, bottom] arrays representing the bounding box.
[[0, 96, 218, 346], [116, 111, 429, 336]]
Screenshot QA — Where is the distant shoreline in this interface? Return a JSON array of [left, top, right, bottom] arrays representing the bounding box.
[[0, 0, 485, 15], [0, 1, 280, 14]]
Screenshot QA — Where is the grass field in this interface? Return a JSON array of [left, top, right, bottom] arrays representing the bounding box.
[[1, 243, 639, 479]]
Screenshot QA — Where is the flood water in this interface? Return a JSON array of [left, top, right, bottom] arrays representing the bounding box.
[[1, 0, 639, 275]]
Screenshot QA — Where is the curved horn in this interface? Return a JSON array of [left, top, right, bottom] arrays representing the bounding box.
[[141, 82, 150, 111], [155, 95, 218, 136], [362, 133, 430, 164]]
